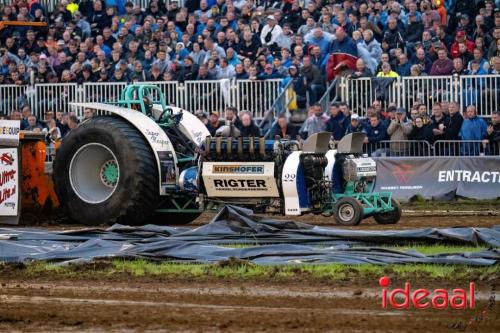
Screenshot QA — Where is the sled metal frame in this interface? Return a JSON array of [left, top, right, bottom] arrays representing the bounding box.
[[331, 192, 394, 216], [155, 194, 200, 214], [323, 179, 395, 216]]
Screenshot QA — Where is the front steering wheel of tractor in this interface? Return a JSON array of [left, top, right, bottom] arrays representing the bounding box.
[[333, 197, 364, 226], [158, 107, 176, 124]]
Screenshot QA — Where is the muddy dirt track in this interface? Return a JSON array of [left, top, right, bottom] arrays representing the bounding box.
[[24, 212, 500, 230], [189, 213, 500, 229], [1, 215, 499, 332], [0, 278, 499, 333]]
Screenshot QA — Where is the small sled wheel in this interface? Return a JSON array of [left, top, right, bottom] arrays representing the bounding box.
[[334, 197, 363, 226], [374, 199, 402, 225]]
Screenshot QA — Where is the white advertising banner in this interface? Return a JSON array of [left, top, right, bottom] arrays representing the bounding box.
[[0, 120, 21, 146], [202, 162, 279, 197], [0, 148, 19, 216]]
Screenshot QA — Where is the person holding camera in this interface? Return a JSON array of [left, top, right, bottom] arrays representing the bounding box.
[[387, 107, 413, 156], [485, 111, 500, 155]]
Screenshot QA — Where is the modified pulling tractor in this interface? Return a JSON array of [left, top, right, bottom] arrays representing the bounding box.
[[53, 84, 401, 226]]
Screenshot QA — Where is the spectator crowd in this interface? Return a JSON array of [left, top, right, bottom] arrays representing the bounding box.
[[2, 0, 500, 102], [296, 100, 500, 156], [0, 0, 499, 155]]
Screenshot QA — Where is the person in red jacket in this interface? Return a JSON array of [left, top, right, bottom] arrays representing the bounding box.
[[450, 30, 475, 59]]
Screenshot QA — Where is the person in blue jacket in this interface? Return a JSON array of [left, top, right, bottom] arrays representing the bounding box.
[[345, 114, 366, 134], [322, 27, 358, 69], [460, 105, 488, 156], [325, 103, 345, 141], [365, 114, 388, 156]]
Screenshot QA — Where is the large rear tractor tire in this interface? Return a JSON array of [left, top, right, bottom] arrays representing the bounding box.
[[333, 197, 364, 226], [373, 199, 402, 225], [53, 116, 159, 226]]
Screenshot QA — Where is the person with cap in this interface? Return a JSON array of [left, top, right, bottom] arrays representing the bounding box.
[[258, 63, 281, 80], [457, 14, 474, 38], [450, 30, 475, 58], [387, 107, 413, 156], [260, 15, 283, 53], [206, 111, 223, 136], [345, 113, 366, 135], [272, 57, 288, 77]]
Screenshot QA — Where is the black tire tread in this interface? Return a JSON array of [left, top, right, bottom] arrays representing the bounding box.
[[53, 116, 159, 225]]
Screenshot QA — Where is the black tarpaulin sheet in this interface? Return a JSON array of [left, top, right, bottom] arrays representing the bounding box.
[[0, 206, 499, 265]]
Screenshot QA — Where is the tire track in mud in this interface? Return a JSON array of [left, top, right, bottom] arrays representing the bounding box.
[[0, 283, 496, 301], [1, 280, 498, 332], [0, 294, 402, 317]]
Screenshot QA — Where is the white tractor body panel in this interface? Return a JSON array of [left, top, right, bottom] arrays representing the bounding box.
[[152, 105, 211, 147], [171, 106, 211, 147], [202, 162, 279, 197], [281, 151, 303, 215], [324, 149, 337, 182], [70, 102, 178, 195]]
